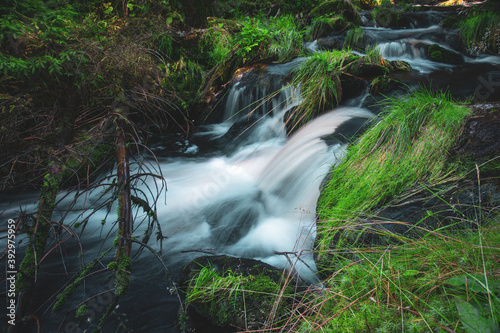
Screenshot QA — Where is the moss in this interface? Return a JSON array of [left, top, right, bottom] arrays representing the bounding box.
[[76, 304, 88, 319], [428, 44, 464, 65], [53, 259, 98, 313], [373, 7, 404, 28], [310, 0, 361, 26], [440, 15, 463, 29]]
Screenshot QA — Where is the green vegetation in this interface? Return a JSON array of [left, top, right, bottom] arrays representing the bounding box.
[[292, 50, 356, 124], [317, 89, 471, 249], [2, 0, 499, 332], [459, 10, 500, 54], [186, 265, 294, 329], [344, 26, 364, 50], [296, 226, 500, 332], [428, 44, 464, 64]]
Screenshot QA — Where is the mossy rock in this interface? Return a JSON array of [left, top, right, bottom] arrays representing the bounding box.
[[310, 0, 362, 26], [346, 60, 389, 78], [440, 15, 463, 29], [428, 44, 464, 65], [373, 8, 405, 28], [179, 255, 301, 331]]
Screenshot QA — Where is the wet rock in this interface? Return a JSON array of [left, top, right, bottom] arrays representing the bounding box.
[[453, 104, 500, 162], [428, 44, 464, 65], [346, 60, 390, 77], [179, 255, 301, 331], [317, 36, 345, 51], [340, 73, 368, 100], [374, 7, 407, 28]]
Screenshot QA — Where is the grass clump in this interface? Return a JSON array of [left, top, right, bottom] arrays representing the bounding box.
[[459, 10, 500, 54], [317, 89, 471, 249], [291, 50, 357, 125], [343, 26, 364, 50]]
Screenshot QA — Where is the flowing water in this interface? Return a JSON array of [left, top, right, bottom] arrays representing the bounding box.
[[1, 6, 500, 332]]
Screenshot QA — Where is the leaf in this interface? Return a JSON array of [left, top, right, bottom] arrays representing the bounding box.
[[455, 299, 498, 333], [402, 269, 419, 277], [447, 274, 500, 294]]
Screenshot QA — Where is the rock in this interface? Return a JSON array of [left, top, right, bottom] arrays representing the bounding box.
[[179, 255, 301, 331], [453, 104, 500, 162], [373, 7, 406, 28], [428, 44, 464, 65], [309, 0, 362, 26], [317, 36, 345, 51], [340, 73, 367, 100], [347, 61, 389, 77]]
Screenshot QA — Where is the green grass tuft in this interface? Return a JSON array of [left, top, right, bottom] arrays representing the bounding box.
[[291, 50, 358, 126], [317, 89, 471, 249], [459, 10, 500, 54]]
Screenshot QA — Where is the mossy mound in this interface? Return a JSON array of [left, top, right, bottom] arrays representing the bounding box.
[[309, 0, 362, 26], [440, 15, 463, 28], [373, 7, 406, 28], [179, 255, 300, 331], [428, 44, 464, 64]]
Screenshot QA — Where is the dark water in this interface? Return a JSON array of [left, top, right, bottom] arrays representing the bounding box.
[[1, 7, 500, 332]]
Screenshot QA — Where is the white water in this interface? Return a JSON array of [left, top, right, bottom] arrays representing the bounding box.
[[157, 105, 373, 283]]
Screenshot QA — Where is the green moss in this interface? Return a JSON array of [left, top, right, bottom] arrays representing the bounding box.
[[292, 50, 357, 125], [373, 7, 404, 28], [76, 304, 88, 319], [459, 10, 500, 54], [428, 44, 463, 65], [309, 0, 361, 26], [17, 163, 64, 294], [53, 259, 98, 313]]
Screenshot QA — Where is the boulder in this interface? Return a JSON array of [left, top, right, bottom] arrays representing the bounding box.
[[310, 0, 362, 26], [427, 44, 464, 65], [179, 255, 301, 331]]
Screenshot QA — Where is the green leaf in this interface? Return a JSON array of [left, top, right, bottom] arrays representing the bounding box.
[[447, 274, 500, 294], [455, 299, 498, 333], [402, 269, 419, 277]]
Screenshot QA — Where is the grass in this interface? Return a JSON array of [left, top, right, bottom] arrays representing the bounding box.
[[276, 90, 499, 333], [459, 10, 500, 54], [316, 89, 471, 249], [344, 26, 364, 50], [291, 224, 500, 332], [291, 50, 358, 126]]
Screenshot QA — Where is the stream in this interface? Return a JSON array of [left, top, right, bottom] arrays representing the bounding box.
[[1, 6, 500, 333]]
